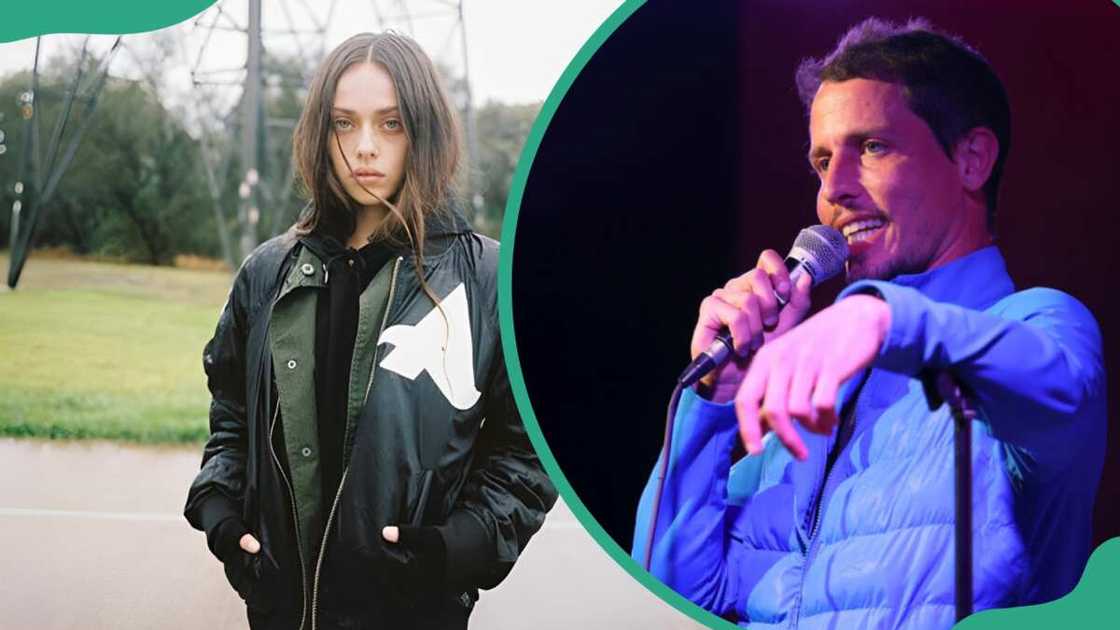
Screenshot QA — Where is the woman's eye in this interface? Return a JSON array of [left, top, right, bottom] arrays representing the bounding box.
[[815, 157, 830, 173], [333, 118, 353, 131], [384, 118, 402, 131]]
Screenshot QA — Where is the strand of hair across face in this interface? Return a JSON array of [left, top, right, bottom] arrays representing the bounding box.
[[334, 133, 451, 355]]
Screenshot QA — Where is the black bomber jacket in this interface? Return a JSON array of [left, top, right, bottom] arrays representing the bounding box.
[[184, 211, 557, 629]]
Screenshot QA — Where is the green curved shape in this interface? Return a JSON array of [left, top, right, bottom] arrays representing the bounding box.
[[0, 0, 216, 43], [956, 537, 1120, 629], [496, 1, 736, 628]]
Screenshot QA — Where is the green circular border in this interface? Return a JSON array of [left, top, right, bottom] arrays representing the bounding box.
[[0, 0, 217, 43], [496, 1, 736, 627]]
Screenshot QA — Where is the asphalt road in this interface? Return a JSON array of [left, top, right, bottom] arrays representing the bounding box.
[[0, 438, 704, 629]]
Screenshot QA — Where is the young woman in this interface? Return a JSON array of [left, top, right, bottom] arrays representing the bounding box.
[[185, 32, 557, 630]]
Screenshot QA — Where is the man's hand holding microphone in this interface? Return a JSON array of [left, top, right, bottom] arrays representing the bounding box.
[[683, 226, 891, 461]]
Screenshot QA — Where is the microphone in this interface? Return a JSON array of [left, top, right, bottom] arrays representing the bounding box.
[[677, 225, 849, 388]]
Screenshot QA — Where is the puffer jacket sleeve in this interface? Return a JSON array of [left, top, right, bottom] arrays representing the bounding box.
[[183, 264, 252, 542], [631, 386, 761, 617], [435, 336, 559, 590], [841, 280, 1106, 477]]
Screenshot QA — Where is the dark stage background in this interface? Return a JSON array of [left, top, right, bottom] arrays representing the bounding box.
[[511, 0, 1120, 552]]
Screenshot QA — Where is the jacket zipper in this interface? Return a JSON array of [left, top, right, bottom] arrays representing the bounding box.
[[789, 370, 872, 628], [310, 257, 401, 630], [268, 400, 310, 630], [789, 453, 828, 629], [361, 257, 402, 406], [806, 457, 834, 541]]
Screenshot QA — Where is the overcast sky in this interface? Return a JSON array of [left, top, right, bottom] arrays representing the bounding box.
[[0, 0, 624, 112]]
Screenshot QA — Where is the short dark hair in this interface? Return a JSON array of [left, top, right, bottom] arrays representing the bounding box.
[[795, 18, 1011, 231]]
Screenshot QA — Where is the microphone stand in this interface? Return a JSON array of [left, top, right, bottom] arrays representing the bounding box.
[[927, 371, 977, 622], [653, 366, 977, 625]]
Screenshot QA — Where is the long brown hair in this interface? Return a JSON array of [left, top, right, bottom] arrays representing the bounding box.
[[292, 32, 462, 279]]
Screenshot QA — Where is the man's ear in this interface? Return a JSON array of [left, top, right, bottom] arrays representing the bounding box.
[[953, 127, 1000, 193]]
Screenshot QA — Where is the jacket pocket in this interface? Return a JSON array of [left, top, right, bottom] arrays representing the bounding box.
[[224, 546, 280, 613]]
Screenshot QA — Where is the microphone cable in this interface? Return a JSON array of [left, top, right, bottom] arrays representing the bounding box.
[[642, 379, 686, 572]]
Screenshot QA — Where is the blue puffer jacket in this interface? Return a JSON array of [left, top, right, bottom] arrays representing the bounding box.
[[632, 247, 1106, 629]]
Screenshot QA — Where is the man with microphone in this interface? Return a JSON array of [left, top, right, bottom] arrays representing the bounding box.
[[632, 17, 1105, 629]]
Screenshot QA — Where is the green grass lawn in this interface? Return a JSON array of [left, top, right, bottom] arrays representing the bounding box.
[[0, 254, 233, 443]]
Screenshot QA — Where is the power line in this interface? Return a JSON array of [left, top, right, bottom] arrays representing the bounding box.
[[6, 36, 122, 288]]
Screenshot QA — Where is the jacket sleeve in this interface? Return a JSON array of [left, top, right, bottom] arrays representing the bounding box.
[[631, 387, 765, 617], [184, 267, 252, 543], [840, 281, 1106, 476], [435, 335, 559, 590]]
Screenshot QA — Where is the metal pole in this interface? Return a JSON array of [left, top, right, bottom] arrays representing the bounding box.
[[456, 0, 480, 222], [954, 406, 973, 621], [199, 133, 237, 269], [7, 38, 41, 289], [934, 372, 975, 622], [239, 0, 263, 260]]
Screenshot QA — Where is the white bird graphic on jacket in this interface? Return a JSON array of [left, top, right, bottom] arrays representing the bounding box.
[[377, 283, 482, 410]]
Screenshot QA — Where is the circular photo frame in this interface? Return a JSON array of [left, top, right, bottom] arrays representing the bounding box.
[[500, 0, 1120, 627]]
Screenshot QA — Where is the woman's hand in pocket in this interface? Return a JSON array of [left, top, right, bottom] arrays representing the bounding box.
[[240, 533, 261, 554], [380, 524, 447, 604], [208, 517, 259, 562]]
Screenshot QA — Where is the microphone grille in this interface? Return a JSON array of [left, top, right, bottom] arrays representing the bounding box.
[[789, 225, 849, 283]]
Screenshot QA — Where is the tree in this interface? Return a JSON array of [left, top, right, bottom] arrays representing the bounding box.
[[473, 100, 540, 237], [0, 48, 542, 263], [0, 59, 213, 264]]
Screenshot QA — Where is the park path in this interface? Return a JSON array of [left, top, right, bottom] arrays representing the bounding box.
[[0, 438, 702, 629]]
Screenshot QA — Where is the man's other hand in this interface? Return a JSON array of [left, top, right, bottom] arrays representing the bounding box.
[[734, 295, 891, 460]]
